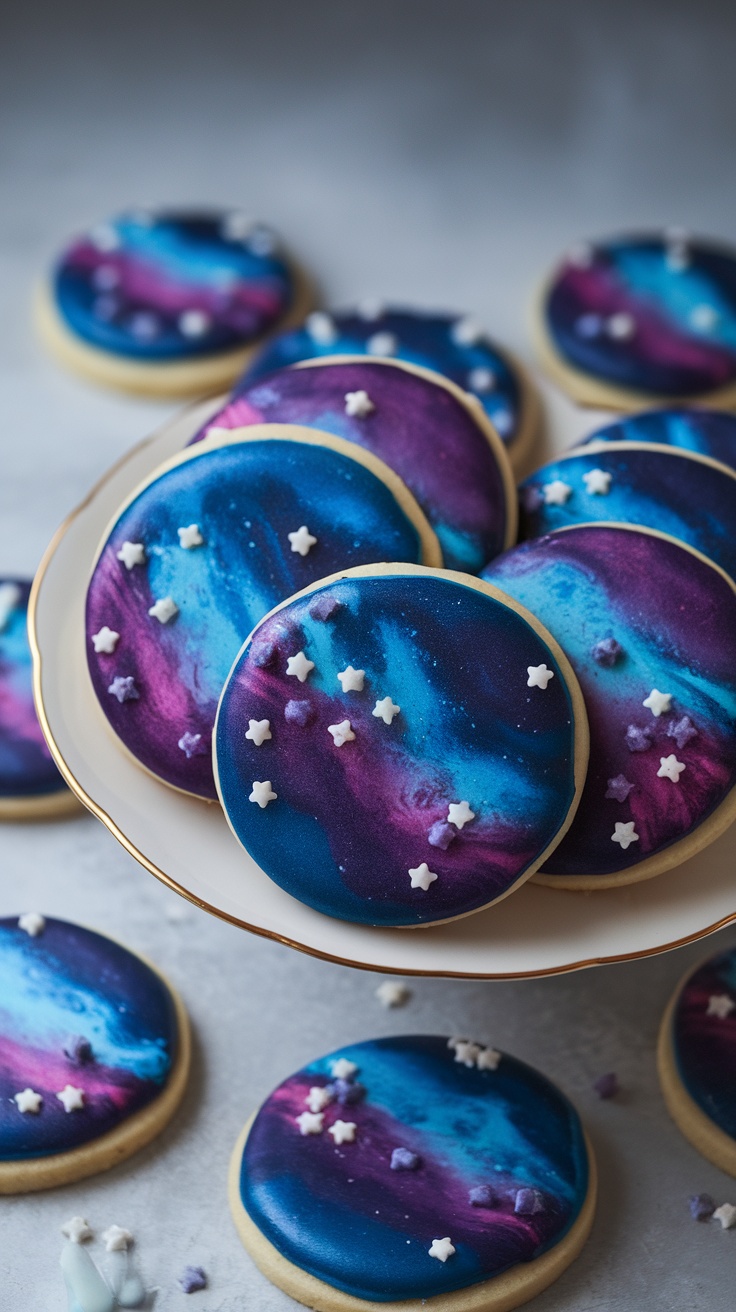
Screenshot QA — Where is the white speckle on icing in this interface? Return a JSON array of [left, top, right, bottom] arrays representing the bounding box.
[[56, 1084, 85, 1113], [357, 297, 385, 321], [249, 780, 277, 808], [246, 718, 272, 747], [296, 1111, 324, 1135], [575, 313, 603, 339], [408, 862, 438, 890], [61, 1217, 94, 1244], [221, 211, 254, 241], [129, 311, 161, 342], [330, 1058, 358, 1080], [0, 582, 21, 632], [542, 479, 572, 506], [101, 1225, 133, 1252], [690, 304, 719, 333], [91, 626, 120, 653], [177, 523, 204, 549], [706, 994, 735, 1018], [366, 331, 397, 357], [286, 651, 315, 682], [248, 226, 277, 257], [643, 689, 672, 717], [328, 719, 355, 747], [372, 696, 400, 724], [178, 309, 211, 338], [328, 1119, 357, 1144], [148, 596, 178, 624], [607, 312, 635, 340], [344, 389, 375, 417], [713, 1204, 736, 1229], [89, 223, 120, 252], [567, 242, 594, 268], [582, 468, 612, 495], [288, 525, 318, 557], [468, 366, 496, 393], [13, 1087, 43, 1113], [447, 800, 476, 829], [306, 1086, 334, 1112], [527, 664, 555, 690], [306, 311, 337, 346], [492, 409, 513, 436], [18, 911, 46, 937], [375, 981, 411, 1008], [337, 666, 365, 692], [428, 1237, 455, 1262], [116, 541, 146, 570], [611, 821, 639, 849], [657, 754, 686, 782], [451, 317, 484, 347]]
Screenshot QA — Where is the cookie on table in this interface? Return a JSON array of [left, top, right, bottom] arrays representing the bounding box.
[[483, 524, 736, 888], [214, 563, 588, 927], [191, 357, 517, 573], [658, 945, 736, 1177], [0, 578, 77, 820], [534, 231, 736, 409], [86, 429, 440, 800], [0, 914, 189, 1194], [576, 407, 736, 471], [518, 443, 736, 582], [36, 208, 311, 398], [229, 1035, 596, 1312], [236, 303, 539, 469]]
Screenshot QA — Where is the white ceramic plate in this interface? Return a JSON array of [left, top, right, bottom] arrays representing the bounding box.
[[30, 387, 736, 978]]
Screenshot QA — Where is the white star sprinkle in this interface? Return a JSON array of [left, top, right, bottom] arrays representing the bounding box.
[[288, 525, 318, 557], [306, 311, 337, 346], [428, 1237, 455, 1262], [61, 1217, 93, 1244], [366, 331, 397, 357], [56, 1085, 85, 1114], [408, 863, 438, 891], [714, 1204, 736, 1230], [13, 1088, 42, 1114], [477, 1047, 502, 1071], [447, 800, 475, 829], [329, 1120, 356, 1145], [611, 821, 639, 850], [178, 309, 211, 338], [18, 912, 45, 937], [116, 541, 145, 570], [337, 666, 365, 692], [0, 582, 21, 631], [177, 523, 204, 549], [451, 316, 483, 346], [357, 297, 385, 320], [249, 780, 277, 808], [328, 719, 355, 747], [582, 468, 612, 495], [101, 1225, 133, 1252], [286, 651, 315, 682], [691, 304, 719, 333], [330, 1058, 358, 1080], [453, 1041, 482, 1068], [707, 994, 736, 1019], [245, 719, 272, 747], [468, 366, 496, 392], [657, 754, 686, 783], [222, 210, 254, 241], [643, 689, 672, 717], [375, 981, 411, 1008], [91, 626, 119, 654], [148, 596, 178, 624], [344, 390, 375, 417], [607, 312, 635, 340], [373, 696, 400, 725], [527, 664, 555, 690], [306, 1086, 334, 1113], [542, 480, 572, 506]]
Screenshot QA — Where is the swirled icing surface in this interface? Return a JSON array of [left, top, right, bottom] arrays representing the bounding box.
[[86, 437, 429, 798], [0, 916, 178, 1160], [215, 570, 580, 925], [0, 579, 65, 800], [544, 233, 736, 396], [671, 947, 736, 1141], [483, 526, 736, 878], [52, 209, 295, 361], [237, 1035, 589, 1302], [518, 445, 736, 581], [577, 408, 736, 471], [191, 359, 512, 573]]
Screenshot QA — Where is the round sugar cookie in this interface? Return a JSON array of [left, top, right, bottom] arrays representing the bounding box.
[[658, 945, 736, 1176], [214, 564, 588, 927], [535, 231, 736, 409], [229, 1034, 596, 1312], [237, 304, 539, 468], [191, 357, 517, 573], [576, 407, 736, 471], [86, 429, 440, 800], [36, 207, 311, 397], [518, 443, 736, 582], [0, 914, 189, 1194], [0, 578, 77, 820], [483, 524, 736, 888]]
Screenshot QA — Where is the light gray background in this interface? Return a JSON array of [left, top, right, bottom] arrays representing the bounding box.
[[3, 2, 736, 1307]]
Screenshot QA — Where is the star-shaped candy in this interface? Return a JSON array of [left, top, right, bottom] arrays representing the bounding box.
[[409, 862, 438, 891], [606, 775, 634, 803], [91, 626, 119, 654], [56, 1085, 85, 1113], [643, 688, 672, 717], [452, 316, 483, 346], [249, 780, 277, 808], [13, 1087, 42, 1114], [102, 1225, 133, 1252], [344, 390, 375, 417], [366, 331, 397, 357], [337, 665, 365, 692], [328, 720, 355, 747], [707, 994, 735, 1019], [288, 525, 318, 557], [447, 800, 475, 829], [476, 1047, 502, 1071], [713, 1203, 736, 1230], [18, 911, 45, 937], [177, 523, 204, 549], [328, 1119, 356, 1145], [0, 581, 21, 631], [691, 304, 719, 332], [428, 1237, 455, 1262], [331, 1057, 358, 1080], [611, 821, 639, 850], [296, 1110, 324, 1135], [246, 719, 272, 746], [178, 732, 205, 758], [306, 311, 337, 345], [453, 1041, 482, 1067], [375, 981, 411, 1008], [468, 366, 496, 392], [61, 1217, 93, 1244], [306, 1086, 334, 1113], [286, 651, 315, 682], [667, 715, 698, 749], [582, 468, 612, 495], [657, 754, 686, 783], [148, 596, 178, 624], [372, 696, 400, 724], [108, 676, 139, 703], [116, 541, 146, 570], [527, 664, 555, 690], [542, 480, 572, 506], [607, 311, 636, 339]]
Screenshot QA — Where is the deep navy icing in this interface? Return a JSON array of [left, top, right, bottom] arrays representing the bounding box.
[[0, 579, 66, 800], [671, 947, 736, 1141], [577, 408, 736, 472]]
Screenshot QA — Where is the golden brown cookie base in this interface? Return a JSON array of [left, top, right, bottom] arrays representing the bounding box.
[[0, 787, 81, 821]]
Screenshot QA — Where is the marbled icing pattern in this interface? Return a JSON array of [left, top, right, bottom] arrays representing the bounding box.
[[671, 948, 736, 1141], [545, 233, 736, 396], [0, 916, 178, 1160], [577, 408, 736, 472], [238, 1035, 589, 1302], [483, 526, 736, 878], [215, 570, 581, 926], [519, 445, 736, 582], [53, 209, 295, 360], [0, 579, 65, 800], [190, 359, 513, 573], [86, 437, 430, 798]]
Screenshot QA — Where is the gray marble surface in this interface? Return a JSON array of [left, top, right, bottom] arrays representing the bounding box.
[[3, 1, 736, 1307]]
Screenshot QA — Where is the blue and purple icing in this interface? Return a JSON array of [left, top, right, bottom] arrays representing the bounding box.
[[576, 408, 736, 472], [52, 209, 296, 361], [483, 526, 736, 879], [236, 1035, 590, 1302], [671, 947, 736, 1142], [0, 579, 66, 802], [214, 569, 582, 926], [544, 233, 736, 397], [0, 915, 179, 1160], [518, 445, 736, 582], [86, 435, 434, 799], [190, 358, 514, 573]]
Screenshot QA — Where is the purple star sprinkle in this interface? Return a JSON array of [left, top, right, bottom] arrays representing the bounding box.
[[593, 1072, 619, 1099], [178, 1265, 207, 1294], [285, 699, 315, 727], [63, 1036, 93, 1065], [514, 1188, 544, 1216], [309, 594, 343, 622], [591, 637, 623, 667], [668, 715, 698, 750], [108, 675, 139, 703], [391, 1147, 420, 1171], [520, 485, 544, 513], [178, 732, 206, 759], [469, 1185, 496, 1207], [605, 775, 634, 803], [689, 1193, 716, 1222], [427, 820, 456, 850], [625, 724, 652, 753], [129, 311, 160, 341], [329, 1078, 366, 1106], [250, 637, 279, 668]]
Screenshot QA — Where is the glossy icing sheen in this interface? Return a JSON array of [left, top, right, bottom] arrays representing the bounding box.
[[483, 527, 736, 878], [519, 445, 736, 581], [578, 407, 736, 471], [238, 1035, 589, 1302], [238, 305, 525, 446], [53, 209, 294, 360], [672, 948, 736, 1140], [0, 579, 65, 800], [191, 359, 512, 573], [0, 916, 177, 1160], [86, 438, 428, 798], [545, 234, 736, 396], [215, 571, 579, 925]]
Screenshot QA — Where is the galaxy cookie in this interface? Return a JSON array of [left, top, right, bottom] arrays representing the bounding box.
[[518, 444, 736, 582], [86, 429, 439, 799], [214, 564, 588, 927], [0, 578, 76, 819], [535, 231, 736, 408], [0, 914, 189, 1193], [658, 945, 736, 1177], [229, 1034, 595, 1312], [237, 304, 539, 467], [191, 357, 517, 573], [36, 208, 311, 397], [577, 407, 736, 471], [483, 525, 736, 887]]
